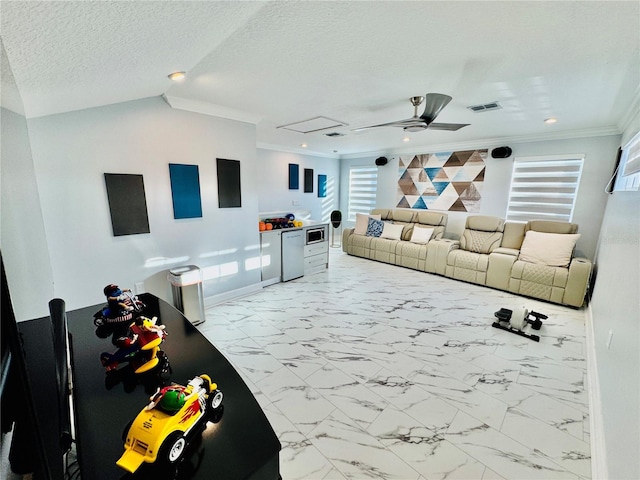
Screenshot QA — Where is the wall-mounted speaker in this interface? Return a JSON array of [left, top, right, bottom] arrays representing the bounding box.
[[491, 146, 512, 159], [375, 156, 388, 166]]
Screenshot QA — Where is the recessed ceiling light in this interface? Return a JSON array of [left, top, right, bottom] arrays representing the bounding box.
[[402, 137, 411, 142], [544, 117, 558, 124], [168, 71, 186, 81], [300, 143, 308, 148]]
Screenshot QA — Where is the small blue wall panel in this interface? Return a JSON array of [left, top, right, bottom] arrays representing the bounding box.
[[169, 163, 203, 219], [318, 174, 327, 198], [289, 163, 299, 190]]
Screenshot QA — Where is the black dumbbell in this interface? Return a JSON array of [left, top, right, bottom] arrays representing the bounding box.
[[527, 311, 547, 330], [494, 308, 512, 322]]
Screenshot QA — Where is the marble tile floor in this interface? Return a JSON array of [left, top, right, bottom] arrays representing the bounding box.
[[198, 250, 590, 480]]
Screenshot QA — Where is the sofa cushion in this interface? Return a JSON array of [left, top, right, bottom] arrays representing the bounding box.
[[396, 241, 427, 259], [365, 217, 384, 237], [415, 211, 446, 227], [371, 209, 392, 220], [414, 211, 447, 240], [502, 222, 527, 249], [400, 224, 414, 241], [509, 261, 569, 304], [527, 220, 578, 235], [460, 229, 503, 254], [466, 215, 505, 233], [354, 213, 381, 235], [519, 230, 581, 267], [390, 209, 415, 223], [380, 222, 404, 240], [409, 225, 434, 244]]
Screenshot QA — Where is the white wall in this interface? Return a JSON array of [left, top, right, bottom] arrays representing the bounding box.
[[1, 40, 55, 321], [588, 113, 640, 480], [22, 96, 261, 313], [589, 190, 639, 480], [1, 107, 55, 321], [340, 135, 620, 260], [256, 148, 340, 223]]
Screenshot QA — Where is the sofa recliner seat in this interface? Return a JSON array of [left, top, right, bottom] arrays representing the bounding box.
[[444, 215, 505, 285], [507, 220, 591, 307]]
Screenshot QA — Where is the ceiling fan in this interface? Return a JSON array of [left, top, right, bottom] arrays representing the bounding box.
[[354, 93, 469, 133]]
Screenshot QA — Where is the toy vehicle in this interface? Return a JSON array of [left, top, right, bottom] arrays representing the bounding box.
[[100, 316, 167, 373], [94, 285, 145, 326], [104, 350, 172, 394], [117, 374, 223, 473]]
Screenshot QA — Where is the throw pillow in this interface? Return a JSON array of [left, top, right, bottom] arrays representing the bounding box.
[[380, 222, 404, 240], [409, 225, 434, 244], [354, 213, 382, 235], [519, 230, 581, 267], [365, 217, 384, 237]]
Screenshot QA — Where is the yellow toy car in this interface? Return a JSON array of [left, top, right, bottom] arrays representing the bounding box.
[[116, 374, 223, 473]]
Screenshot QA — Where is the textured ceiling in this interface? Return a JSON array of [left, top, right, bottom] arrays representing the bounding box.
[[1, 1, 639, 157]]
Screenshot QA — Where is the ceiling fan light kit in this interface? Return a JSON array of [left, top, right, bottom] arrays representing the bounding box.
[[168, 71, 186, 81], [354, 93, 469, 133]]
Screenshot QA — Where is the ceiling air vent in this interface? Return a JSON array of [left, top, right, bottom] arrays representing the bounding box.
[[324, 132, 345, 137], [467, 101, 502, 113]]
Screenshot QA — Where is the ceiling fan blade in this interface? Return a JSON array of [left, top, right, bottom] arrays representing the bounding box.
[[420, 93, 453, 124], [353, 93, 466, 132], [427, 122, 470, 131], [352, 118, 421, 131]]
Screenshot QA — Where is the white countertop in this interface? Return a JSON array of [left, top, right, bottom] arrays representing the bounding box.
[[260, 220, 328, 234]]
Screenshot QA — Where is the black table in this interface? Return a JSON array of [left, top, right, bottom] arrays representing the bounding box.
[[19, 294, 281, 480]]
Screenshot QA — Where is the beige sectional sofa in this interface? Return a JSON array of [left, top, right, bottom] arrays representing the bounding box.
[[342, 209, 592, 308], [344, 209, 448, 269]]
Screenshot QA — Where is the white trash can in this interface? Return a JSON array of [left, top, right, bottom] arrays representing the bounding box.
[[168, 265, 205, 325]]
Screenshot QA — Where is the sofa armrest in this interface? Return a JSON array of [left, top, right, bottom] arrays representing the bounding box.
[[426, 239, 459, 274], [492, 247, 520, 256], [486, 251, 518, 290], [342, 227, 355, 253], [563, 257, 592, 307]]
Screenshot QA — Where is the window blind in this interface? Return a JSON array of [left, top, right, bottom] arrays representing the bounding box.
[[347, 166, 378, 221], [506, 155, 584, 223]]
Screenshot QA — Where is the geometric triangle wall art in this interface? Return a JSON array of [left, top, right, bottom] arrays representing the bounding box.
[[397, 149, 487, 211]]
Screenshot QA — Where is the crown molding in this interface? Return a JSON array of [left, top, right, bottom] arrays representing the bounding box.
[[617, 85, 640, 137], [162, 94, 262, 125], [257, 142, 340, 159], [338, 126, 622, 160]]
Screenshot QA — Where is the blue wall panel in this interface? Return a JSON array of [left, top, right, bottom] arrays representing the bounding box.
[[169, 163, 203, 219]]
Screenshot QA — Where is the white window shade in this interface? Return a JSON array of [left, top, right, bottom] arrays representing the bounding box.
[[347, 166, 378, 221], [506, 155, 584, 223]]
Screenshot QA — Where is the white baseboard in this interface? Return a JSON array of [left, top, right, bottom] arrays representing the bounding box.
[[203, 283, 263, 308], [585, 304, 609, 479]]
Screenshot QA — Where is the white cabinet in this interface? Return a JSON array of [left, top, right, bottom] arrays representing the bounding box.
[[303, 225, 329, 275], [260, 230, 282, 286]]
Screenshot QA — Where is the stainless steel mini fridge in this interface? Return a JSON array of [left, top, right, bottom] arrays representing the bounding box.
[[281, 230, 304, 281]]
